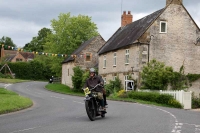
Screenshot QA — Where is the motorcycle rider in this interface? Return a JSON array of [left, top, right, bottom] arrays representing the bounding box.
[[84, 68, 106, 111]]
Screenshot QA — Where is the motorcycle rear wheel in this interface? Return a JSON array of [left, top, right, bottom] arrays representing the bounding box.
[[85, 100, 96, 121]]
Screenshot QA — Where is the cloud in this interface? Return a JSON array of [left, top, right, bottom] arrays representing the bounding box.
[[0, 18, 48, 46], [0, 0, 199, 47]]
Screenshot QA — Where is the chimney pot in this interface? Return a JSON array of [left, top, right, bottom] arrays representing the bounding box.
[[121, 10, 133, 27], [123, 11, 126, 15]]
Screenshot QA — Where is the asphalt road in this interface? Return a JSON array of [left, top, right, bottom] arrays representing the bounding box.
[[0, 81, 200, 133]]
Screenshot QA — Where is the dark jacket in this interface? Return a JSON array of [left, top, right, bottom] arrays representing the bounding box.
[[84, 76, 103, 92]]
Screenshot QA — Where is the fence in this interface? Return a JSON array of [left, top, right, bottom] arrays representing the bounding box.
[[138, 89, 192, 109], [49, 77, 61, 83], [160, 90, 192, 109]]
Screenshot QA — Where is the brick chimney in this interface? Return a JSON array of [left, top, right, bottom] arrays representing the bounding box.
[[121, 11, 133, 27], [166, 0, 182, 6]]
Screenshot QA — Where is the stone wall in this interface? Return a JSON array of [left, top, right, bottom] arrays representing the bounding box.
[[148, 4, 200, 74], [99, 45, 142, 88]]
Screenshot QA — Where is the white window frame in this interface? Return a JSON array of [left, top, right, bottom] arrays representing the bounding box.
[[125, 49, 129, 64], [103, 77, 106, 85], [103, 55, 106, 68], [160, 21, 167, 33], [113, 76, 117, 81], [113, 52, 117, 66], [124, 75, 128, 90]]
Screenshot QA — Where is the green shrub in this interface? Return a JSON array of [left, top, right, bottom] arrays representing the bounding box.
[[127, 91, 159, 102], [0, 61, 54, 80], [72, 66, 83, 92], [192, 96, 200, 109], [155, 94, 174, 104], [117, 90, 128, 98], [104, 76, 123, 96], [126, 91, 183, 108], [168, 99, 183, 108], [81, 71, 89, 88]]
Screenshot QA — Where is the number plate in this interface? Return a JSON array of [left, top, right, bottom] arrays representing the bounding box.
[[83, 87, 91, 95]]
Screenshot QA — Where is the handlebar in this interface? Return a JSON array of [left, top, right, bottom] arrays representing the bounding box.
[[90, 84, 103, 91]]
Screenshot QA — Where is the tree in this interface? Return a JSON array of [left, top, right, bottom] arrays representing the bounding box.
[[141, 59, 174, 90], [23, 27, 52, 52], [44, 12, 99, 76], [0, 36, 16, 48]]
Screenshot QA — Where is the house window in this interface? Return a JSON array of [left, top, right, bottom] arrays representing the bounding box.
[[86, 53, 91, 61], [160, 21, 167, 33], [113, 76, 117, 81], [125, 49, 129, 64], [113, 52, 117, 66], [103, 55, 106, 68], [16, 58, 22, 62]]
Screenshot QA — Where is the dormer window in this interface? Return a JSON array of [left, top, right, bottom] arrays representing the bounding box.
[[160, 21, 167, 33]]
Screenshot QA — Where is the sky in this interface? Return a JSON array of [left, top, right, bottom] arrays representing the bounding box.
[[0, 0, 200, 47]]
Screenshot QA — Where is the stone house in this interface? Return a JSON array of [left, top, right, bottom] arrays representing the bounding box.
[[62, 35, 105, 88], [98, 0, 200, 95], [1, 47, 34, 62]]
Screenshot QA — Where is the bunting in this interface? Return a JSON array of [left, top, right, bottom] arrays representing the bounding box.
[[0, 44, 95, 58]]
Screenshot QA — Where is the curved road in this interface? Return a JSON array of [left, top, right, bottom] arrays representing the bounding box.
[[0, 81, 200, 133]]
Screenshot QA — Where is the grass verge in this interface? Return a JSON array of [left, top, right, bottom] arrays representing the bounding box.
[[0, 78, 30, 83], [45, 83, 84, 97], [0, 88, 33, 115]]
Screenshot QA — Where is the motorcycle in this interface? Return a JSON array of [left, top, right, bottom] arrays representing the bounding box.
[[83, 84, 106, 121]]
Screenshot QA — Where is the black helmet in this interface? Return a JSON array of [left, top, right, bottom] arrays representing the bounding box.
[[89, 68, 96, 73]]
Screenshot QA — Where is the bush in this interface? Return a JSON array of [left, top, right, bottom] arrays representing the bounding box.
[[168, 99, 183, 108], [0, 61, 54, 80], [81, 71, 89, 88], [126, 91, 183, 108], [192, 96, 200, 109], [72, 66, 83, 92], [104, 76, 123, 96], [117, 90, 128, 98], [155, 94, 174, 104]]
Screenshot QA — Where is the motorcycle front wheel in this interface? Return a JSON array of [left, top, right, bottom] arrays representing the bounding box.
[[85, 100, 96, 121]]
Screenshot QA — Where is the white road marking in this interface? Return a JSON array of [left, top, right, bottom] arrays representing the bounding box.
[[50, 96, 65, 99], [9, 126, 41, 133], [137, 103, 182, 133], [4, 83, 12, 88]]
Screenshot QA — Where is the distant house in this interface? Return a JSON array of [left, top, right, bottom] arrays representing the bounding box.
[[0, 47, 34, 62], [62, 35, 105, 88], [98, 0, 200, 95]]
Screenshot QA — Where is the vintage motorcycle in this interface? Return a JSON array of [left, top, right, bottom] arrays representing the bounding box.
[[83, 84, 106, 121]]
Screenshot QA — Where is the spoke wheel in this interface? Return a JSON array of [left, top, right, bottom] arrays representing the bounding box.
[[85, 100, 96, 121]]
